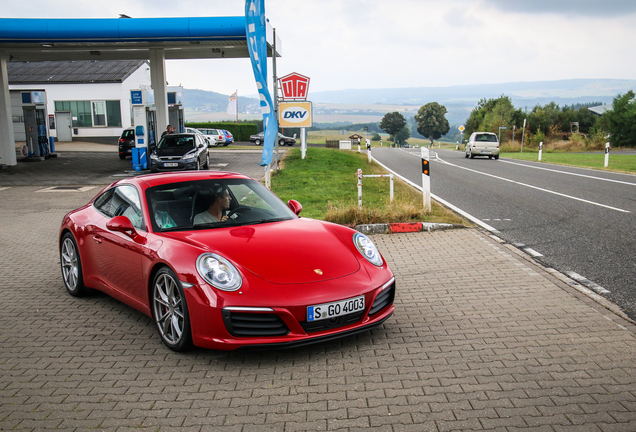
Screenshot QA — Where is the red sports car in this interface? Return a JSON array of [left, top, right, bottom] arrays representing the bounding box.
[[59, 171, 395, 351]]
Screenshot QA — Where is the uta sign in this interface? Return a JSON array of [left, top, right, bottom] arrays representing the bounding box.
[[278, 72, 310, 100]]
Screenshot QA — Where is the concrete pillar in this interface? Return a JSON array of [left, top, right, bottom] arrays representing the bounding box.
[[0, 54, 17, 166], [149, 49, 168, 137]]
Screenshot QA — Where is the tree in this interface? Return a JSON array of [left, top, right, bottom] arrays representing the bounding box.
[[415, 102, 450, 147], [602, 91, 636, 147], [395, 125, 411, 147], [380, 112, 406, 142]]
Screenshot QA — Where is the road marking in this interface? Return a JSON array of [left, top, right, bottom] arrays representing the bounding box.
[[565, 271, 611, 295], [372, 157, 499, 232], [436, 155, 630, 213], [524, 247, 544, 257], [36, 186, 96, 193], [0, 187, 11, 192], [501, 159, 636, 186]]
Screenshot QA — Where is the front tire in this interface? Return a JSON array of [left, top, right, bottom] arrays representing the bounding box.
[[60, 233, 86, 297], [279, 139, 285, 146], [203, 153, 209, 169], [152, 267, 193, 352], [254, 139, 261, 146]]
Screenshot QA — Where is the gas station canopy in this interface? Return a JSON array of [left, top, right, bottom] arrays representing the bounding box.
[[0, 16, 282, 61]]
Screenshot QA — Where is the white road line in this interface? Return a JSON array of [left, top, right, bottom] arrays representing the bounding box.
[[500, 159, 636, 186], [565, 271, 611, 295], [372, 157, 499, 233], [435, 155, 630, 213]]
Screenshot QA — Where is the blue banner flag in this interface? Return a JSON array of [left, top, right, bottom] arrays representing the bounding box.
[[246, 0, 278, 167]]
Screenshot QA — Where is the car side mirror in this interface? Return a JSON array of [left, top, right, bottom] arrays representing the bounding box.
[[287, 199, 302, 216], [107, 215, 140, 239]]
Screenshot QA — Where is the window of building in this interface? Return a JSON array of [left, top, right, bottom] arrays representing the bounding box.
[[54, 100, 122, 128]]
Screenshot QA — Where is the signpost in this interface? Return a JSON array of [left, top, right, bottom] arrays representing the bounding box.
[[279, 72, 311, 159], [458, 125, 465, 151]]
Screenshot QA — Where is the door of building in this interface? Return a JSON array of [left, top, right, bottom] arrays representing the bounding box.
[[56, 112, 72, 141]]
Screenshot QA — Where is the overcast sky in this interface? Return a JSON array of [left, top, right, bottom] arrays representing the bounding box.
[[3, 0, 636, 97]]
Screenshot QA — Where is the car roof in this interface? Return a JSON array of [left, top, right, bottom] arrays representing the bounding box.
[[115, 171, 253, 189]]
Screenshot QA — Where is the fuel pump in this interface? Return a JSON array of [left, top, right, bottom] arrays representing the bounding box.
[[167, 86, 184, 133], [130, 89, 155, 171], [22, 91, 49, 159]]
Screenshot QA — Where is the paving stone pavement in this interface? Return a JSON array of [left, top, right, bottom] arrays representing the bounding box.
[[2, 150, 636, 431]]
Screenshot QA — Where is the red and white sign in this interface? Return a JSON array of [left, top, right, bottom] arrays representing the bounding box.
[[279, 72, 310, 100]]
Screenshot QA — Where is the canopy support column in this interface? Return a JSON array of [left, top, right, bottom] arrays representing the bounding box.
[[0, 54, 17, 166], [149, 49, 168, 137]]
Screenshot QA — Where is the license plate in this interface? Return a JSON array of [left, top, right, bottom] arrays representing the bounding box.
[[481, 151, 492, 154], [163, 162, 179, 167], [307, 295, 365, 322]]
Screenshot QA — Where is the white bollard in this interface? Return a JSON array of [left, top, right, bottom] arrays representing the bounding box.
[[605, 142, 610, 167], [421, 147, 431, 212], [538, 141, 543, 161], [357, 169, 363, 209]]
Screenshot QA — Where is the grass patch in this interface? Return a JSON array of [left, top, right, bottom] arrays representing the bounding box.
[[501, 152, 636, 174], [271, 147, 467, 226]]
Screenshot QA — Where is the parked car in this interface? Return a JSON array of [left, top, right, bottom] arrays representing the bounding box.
[[59, 171, 395, 351], [249, 132, 296, 146], [149, 133, 209, 172], [222, 130, 234, 145], [184, 127, 212, 147], [465, 132, 500, 159], [118, 127, 135, 160], [198, 128, 226, 147]]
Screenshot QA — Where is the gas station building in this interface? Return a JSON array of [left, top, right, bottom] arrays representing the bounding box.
[[0, 16, 281, 166]]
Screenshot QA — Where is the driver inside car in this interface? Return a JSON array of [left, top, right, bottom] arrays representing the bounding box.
[[194, 185, 231, 225]]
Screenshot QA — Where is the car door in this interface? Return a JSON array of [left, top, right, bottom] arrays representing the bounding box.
[[91, 185, 147, 306]]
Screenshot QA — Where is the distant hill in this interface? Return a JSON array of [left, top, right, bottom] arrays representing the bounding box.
[[185, 79, 636, 126], [308, 79, 636, 107], [183, 89, 260, 114]]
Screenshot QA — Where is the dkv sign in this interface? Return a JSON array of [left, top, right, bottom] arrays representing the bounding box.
[[279, 101, 312, 128]]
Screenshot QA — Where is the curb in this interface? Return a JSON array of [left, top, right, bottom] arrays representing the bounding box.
[[355, 222, 466, 235]]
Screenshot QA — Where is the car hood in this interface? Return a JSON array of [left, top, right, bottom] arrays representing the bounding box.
[[172, 218, 361, 284], [155, 147, 195, 157]]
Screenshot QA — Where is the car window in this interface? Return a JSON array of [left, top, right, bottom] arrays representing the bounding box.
[[158, 135, 195, 150], [122, 130, 134, 140], [94, 185, 145, 231], [475, 134, 497, 142], [146, 178, 296, 232]]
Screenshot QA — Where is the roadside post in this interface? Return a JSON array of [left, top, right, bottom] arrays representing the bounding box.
[[459, 125, 465, 151], [366, 139, 372, 163], [521, 119, 527, 152], [605, 142, 610, 167], [538, 141, 543, 161], [421, 147, 431, 212], [498, 126, 507, 145]]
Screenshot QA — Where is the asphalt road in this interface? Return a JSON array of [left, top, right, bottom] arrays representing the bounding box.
[[372, 147, 636, 317]]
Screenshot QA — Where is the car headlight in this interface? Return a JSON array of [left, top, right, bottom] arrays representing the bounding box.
[[150, 153, 160, 161], [353, 233, 383, 266], [182, 155, 196, 162], [196, 253, 242, 291]]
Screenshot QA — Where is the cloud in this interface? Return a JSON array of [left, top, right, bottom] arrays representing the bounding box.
[[483, 0, 636, 17]]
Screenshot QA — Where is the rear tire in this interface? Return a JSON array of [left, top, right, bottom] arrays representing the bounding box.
[[494, 154, 499, 160], [119, 153, 126, 160], [255, 139, 261, 146], [470, 151, 475, 159]]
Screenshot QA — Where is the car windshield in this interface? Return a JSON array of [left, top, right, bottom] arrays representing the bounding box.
[[157, 135, 195, 150], [146, 178, 297, 232], [475, 134, 498, 142], [122, 130, 134, 139]]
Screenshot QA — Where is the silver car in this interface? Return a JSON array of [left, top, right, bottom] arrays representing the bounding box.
[[465, 132, 500, 160]]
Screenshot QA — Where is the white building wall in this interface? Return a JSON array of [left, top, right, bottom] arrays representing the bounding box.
[[8, 63, 151, 141]]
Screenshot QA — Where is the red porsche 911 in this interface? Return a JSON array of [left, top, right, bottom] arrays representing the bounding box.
[[59, 171, 395, 351]]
